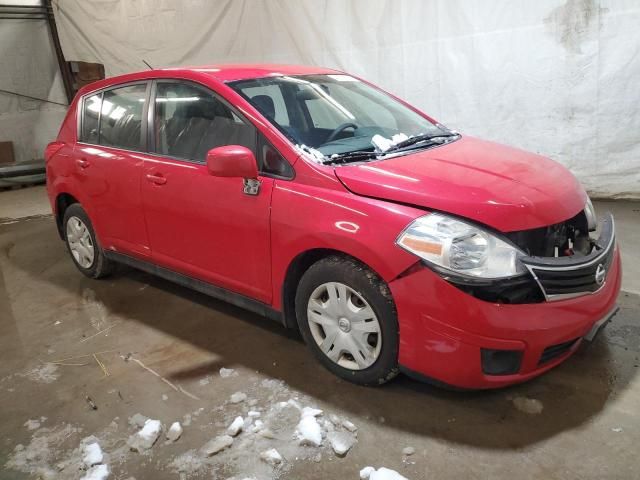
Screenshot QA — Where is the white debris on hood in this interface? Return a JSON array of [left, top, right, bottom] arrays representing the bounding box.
[[219, 367, 237, 378], [201, 435, 234, 456], [360, 466, 410, 480], [127, 419, 161, 452], [80, 463, 110, 480], [327, 431, 356, 456], [83, 442, 104, 467], [227, 416, 244, 437], [612, 427, 623, 433], [247, 410, 261, 418], [297, 144, 326, 163], [199, 376, 211, 386], [166, 422, 183, 442], [511, 396, 544, 415], [230, 392, 248, 404], [371, 133, 408, 153], [260, 448, 283, 466]]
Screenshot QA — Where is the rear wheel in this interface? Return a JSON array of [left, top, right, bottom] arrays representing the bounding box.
[[63, 204, 113, 279], [295, 255, 399, 386]]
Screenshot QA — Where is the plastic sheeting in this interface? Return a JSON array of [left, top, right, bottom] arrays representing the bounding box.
[[0, 13, 68, 164], [47, 0, 640, 198]]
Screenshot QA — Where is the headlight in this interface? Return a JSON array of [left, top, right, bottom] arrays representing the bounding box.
[[584, 198, 597, 231], [396, 213, 525, 279]]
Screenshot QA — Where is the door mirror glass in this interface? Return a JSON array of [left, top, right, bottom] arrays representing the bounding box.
[[206, 145, 258, 179]]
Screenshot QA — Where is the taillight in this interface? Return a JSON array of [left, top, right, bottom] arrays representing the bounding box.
[[44, 141, 65, 163]]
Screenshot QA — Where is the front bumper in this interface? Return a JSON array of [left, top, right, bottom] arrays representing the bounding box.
[[390, 244, 622, 389]]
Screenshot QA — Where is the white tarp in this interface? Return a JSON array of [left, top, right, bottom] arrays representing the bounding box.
[[35, 1, 640, 197], [0, 8, 68, 164]]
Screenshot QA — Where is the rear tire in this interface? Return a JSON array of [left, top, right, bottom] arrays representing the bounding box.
[[295, 255, 399, 386], [63, 204, 113, 279]]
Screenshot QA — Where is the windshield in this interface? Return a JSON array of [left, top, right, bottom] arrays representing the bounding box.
[[228, 74, 454, 162]]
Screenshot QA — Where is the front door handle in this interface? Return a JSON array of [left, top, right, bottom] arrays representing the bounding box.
[[146, 173, 167, 185], [76, 158, 90, 169]]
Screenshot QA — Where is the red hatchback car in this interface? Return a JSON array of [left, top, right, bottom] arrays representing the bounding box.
[[45, 65, 621, 389]]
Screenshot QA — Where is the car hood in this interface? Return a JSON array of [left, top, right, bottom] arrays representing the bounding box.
[[334, 136, 587, 232]]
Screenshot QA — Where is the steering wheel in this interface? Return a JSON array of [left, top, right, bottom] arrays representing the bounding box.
[[325, 122, 358, 143]]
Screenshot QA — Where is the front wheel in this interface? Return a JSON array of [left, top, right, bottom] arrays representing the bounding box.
[[295, 256, 399, 386]]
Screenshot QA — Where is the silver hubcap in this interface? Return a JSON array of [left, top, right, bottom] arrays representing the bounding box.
[[66, 216, 95, 269], [307, 282, 382, 370]]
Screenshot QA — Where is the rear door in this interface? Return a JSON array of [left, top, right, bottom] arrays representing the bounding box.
[[75, 83, 151, 257], [140, 80, 274, 303]]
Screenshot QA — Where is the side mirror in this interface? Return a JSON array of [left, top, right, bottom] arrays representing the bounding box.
[[206, 145, 258, 179]]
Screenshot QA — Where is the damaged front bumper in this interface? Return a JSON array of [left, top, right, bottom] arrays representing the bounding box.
[[389, 213, 622, 389], [520, 212, 616, 301]]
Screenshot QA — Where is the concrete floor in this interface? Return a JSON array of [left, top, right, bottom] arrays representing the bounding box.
[[0, 187, 639, 479]]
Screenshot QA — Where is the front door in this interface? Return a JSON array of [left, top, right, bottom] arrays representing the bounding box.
[[140, 80, 273, 303]]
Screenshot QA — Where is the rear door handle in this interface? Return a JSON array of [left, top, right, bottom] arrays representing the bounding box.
[[146, 173, 167, 185], [76, 158, 90, 169]]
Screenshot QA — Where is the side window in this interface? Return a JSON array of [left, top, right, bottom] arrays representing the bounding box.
[[154, 82, 257, 162], [98, 84, 147, 151], [81, 93, 102, 143], [241, 85, 289, 126]]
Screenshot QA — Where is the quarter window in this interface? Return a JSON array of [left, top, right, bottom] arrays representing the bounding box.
[[98, 84, 147, 151], [154, 82, 256, 162], [81, 93, 102, 144]]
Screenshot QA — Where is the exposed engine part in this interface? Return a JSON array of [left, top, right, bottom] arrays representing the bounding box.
[[505, 210, 593, 258]]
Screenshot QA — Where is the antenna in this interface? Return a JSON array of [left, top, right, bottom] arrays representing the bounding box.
[[142, 60, 153, 70]]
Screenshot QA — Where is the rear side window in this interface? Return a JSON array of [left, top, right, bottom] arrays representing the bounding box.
[[81, 94, 102, 143], [98, 84, 147, 151], [153, 82, 256, 162]]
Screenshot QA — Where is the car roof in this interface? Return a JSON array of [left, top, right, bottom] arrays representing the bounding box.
[[161, 64, 341, 81], [76, 64, 342, 97]]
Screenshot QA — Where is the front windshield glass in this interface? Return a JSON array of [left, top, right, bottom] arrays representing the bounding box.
[[228, 74, 453, 162]]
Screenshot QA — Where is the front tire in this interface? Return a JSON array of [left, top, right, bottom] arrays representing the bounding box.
[[295, 255, 399, 386], [63, 204, 113, 279]]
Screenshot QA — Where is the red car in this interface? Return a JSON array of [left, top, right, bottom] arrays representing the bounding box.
[[45, 65, 621, 389]]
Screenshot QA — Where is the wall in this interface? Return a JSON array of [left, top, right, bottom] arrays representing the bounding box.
[[51, 0, 640, 198], [0, 6, 68, 164]]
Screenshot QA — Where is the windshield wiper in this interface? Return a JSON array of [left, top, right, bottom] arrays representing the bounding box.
[[385, 132, 459, 153], [323, 150, 380, 164]]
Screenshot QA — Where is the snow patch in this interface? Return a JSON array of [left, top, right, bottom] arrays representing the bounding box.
[[128, 413, 148, 428], [360, 466, 410, 480], [127, 419, 161, 452], [80, 463, 109, 480], [227, 416, 244, 437], [260, 448, 283, 466], [220, 367, 237, 378], [166, 422, 183, 442], [230, 392, 248, 404], [402, 446, 415, 456], [511, 396, 544, 414], [201, 435, 233, 456], [296, 415, 323, 446], [23, 363, 59, 384], [83, 442, 104, 467], [328, 431, 355, 456]]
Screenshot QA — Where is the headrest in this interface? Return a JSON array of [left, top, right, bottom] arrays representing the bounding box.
[[251, 95, 276, 119]]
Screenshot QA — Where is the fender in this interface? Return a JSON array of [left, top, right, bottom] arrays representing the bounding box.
[[269, 178, 425, 310]]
